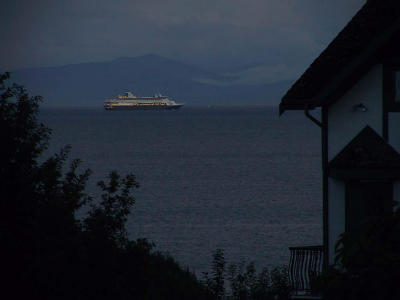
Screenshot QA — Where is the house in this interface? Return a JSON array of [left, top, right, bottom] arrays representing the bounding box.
[[279, 0, 400, 296]]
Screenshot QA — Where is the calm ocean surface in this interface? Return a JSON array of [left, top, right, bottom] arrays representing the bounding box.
[[40, 106, 322, 274]]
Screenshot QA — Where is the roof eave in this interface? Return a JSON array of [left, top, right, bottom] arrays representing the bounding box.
[[279, 12, 400, 116]]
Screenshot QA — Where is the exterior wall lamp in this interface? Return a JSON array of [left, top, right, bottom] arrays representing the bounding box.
[[352, 103, 368, 112]]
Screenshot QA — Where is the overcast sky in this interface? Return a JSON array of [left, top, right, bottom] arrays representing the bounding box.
[[1, 0, 366, 81]]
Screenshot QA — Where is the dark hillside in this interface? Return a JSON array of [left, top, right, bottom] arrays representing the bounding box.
[[12, 55, 291, 107]]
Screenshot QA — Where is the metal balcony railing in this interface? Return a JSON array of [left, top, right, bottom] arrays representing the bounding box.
[[288, 245, 324, 296]]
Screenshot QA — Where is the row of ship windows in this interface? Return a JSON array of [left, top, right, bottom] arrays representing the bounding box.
[[111, 103, 167, 105]]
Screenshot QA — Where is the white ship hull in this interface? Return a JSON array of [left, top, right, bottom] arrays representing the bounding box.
[[104, 91, 184, 110], [104, 103, 183, 110]]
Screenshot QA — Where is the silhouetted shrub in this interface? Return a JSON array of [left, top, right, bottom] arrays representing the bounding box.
[[0, 73, 209, 299], [203, 249, 290, 300], [313, 209, 400, 300]]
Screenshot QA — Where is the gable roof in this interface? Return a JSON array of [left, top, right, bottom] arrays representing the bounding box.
[[280, 0, 400, 114], [329, 126, 400, 179]]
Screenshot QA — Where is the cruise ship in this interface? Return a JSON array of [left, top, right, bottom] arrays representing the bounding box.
[[104, 92, 184, 110]]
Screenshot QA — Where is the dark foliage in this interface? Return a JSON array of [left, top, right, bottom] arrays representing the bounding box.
[[313, 209, 400, 300], [202, 249, 226, 299], [0, 73, 209, 299], [202, 249, 290, 300]]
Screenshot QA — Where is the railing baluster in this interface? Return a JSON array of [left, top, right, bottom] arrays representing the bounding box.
[[288, 245, 324, 296], [289, 248, 296, 293], [299, 248, 305, 290]]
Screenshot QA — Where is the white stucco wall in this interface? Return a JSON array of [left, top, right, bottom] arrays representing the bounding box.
[[328, 64, 383, 161], [327, 64, 383, 265]]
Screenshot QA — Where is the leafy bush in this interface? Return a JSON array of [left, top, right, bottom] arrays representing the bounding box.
[[313, 209, 400, 300], [0, 73, 209, 299], [203, 249, 290, 300]]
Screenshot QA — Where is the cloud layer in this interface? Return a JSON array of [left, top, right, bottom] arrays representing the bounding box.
[[1, 0, 365, 81]]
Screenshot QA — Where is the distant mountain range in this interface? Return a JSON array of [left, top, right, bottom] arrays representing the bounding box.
[[11, 54, 293, 107]]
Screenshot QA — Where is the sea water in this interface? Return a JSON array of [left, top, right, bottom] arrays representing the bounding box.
[[40, 106, 322, 275]]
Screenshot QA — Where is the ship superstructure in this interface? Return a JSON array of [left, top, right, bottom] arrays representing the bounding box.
[[104, 92, 183, 110]]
